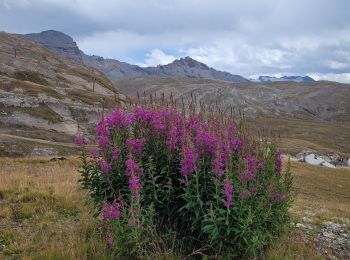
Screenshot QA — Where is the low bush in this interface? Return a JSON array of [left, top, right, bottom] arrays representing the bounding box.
[[76, 105, 292, 258]]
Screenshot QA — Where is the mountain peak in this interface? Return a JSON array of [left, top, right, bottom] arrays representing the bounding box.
[[182, 56, 196, 61], [171, 56, 209, 69], [23, 30, 75, 44], [20, 30, 82, 61]]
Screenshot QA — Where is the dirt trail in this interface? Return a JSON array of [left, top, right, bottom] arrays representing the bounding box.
[[0, 133, 76, 147]]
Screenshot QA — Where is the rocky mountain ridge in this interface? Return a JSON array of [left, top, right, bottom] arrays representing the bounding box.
[[21, 30, 248, 83]]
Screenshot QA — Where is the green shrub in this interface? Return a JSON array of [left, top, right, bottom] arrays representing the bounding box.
[[76, 105, 292, 258]]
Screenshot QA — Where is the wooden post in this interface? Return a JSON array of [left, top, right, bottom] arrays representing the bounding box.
[[92, 77, 96, 92], [14, 47, 17, 58], [91, 69, 96, 92]]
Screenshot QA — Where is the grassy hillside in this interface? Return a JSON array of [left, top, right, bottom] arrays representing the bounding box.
[[0, 32, 128, 156]]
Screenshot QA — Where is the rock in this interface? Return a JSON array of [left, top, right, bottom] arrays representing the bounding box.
[[302, 217, 312, 224], [49, 157, 67, 162], [316, 221, 350, 259], [296, 223, 306, 229], [322, 231, 335, 239], [31, 147, 57, 156], [296, 223, 313, 230]]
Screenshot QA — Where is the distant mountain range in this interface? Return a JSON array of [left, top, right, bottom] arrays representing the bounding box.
[[254, 75, 315, 83], [19, 30, 318, 84], [19, 30, 248, 83], [1, 30, 350, 156]]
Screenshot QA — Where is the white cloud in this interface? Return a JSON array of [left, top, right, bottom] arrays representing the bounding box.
[[324, 60, 349, 70], [3, 0, 31, 9], [139, 49, 176, 67], [1, 0, 350, 81], [308, 73, 350, 84]]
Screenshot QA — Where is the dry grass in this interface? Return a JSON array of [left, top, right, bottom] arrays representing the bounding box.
[[0, 157, 348, 259], [289, 161, 350, 224], [0, 157, 109, 259], [248, 117, 350, 156], [266, 230, 323, 260], [0, 103, 64, 124], [266, 161, 350, 259]]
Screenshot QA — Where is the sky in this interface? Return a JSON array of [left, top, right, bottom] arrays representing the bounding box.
[[1, 0, 350, 82]]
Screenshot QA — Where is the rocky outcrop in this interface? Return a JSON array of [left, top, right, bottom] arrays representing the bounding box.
[[296, 218, 350, 259], [19, 30, 83, 62], [146, 57, 248, 83]]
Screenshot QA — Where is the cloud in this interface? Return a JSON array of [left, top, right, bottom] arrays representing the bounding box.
[[139, 49, 177, 67], [0, 0, 350, 82], [308, 73, 350, 84]]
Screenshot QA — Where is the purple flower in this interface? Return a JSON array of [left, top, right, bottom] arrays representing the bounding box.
[[125, 158, 143, 198], [134, 107, 151, 123], [256, 162, 264, 170], [275, 150, 282, 174], [238, 190, 251, 199], [222, 178, 234, 207], [247, 155, 255, 181], [151, 113, 166, 131], [212, 157, 224, 176], [112, 148, 121, 159], [247, 170, 254, 181], [249, 187, 256, 193], [89, 150, 99, 160], [180, 145, 198, 177], [240, 175, 245, 183], [98, 136, 110, 150], [101, 200, 121, 220], [126, 138, 145, 155], [106, 109, 131, 129], [166, 128, 178, 150], [96, 118, 109, 137], [196, 129, 217, 155], [73, 134, 86, 146], [100, 160, 112, 174], [107, 236, 113, 246]]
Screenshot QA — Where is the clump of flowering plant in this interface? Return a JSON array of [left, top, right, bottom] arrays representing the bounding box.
[[77, 104, 292, 258]]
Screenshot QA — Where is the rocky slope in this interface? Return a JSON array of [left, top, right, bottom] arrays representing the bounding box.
[[0, 32, 126, 156], [118, 76, 350, 121]]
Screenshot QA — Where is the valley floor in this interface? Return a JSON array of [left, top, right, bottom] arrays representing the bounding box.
[[0, 157, 349, 259]]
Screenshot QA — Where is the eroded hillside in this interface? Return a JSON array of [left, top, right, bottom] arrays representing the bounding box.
[[0, 32, 126, 156]]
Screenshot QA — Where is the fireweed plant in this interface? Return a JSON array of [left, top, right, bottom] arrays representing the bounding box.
[[76, 104, 292, 258]]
